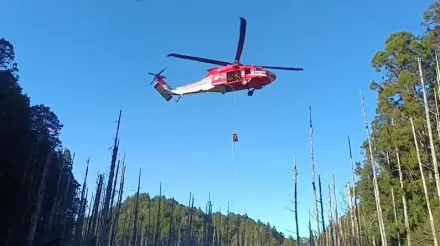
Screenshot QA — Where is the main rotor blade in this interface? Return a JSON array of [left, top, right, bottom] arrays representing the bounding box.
[[262, 65, 304, 71], [234, 17, 247, 63], [167, 53, 230, 66]]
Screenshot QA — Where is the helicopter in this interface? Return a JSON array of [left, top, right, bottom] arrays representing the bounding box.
[[150, 17, 303, 102]]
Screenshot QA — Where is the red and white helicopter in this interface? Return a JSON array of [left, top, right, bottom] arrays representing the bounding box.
[[150, 17, 303, 102]]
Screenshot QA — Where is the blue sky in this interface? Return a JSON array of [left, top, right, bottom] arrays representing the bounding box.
[[1, 0, 432, 238]]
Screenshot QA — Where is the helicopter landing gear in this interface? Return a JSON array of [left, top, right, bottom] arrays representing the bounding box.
[[175, 95, 182, 102], [247, 89, 254, 96]]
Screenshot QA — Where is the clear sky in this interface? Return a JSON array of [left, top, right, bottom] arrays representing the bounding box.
[[1, 0, 432, 239]]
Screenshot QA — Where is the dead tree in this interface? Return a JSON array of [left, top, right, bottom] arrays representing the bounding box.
[[294, 155, 300, 244], [360, 92, 387, 246], [390, 188, 401, 246], [318, 175, 326, 246], [154, 183, 162, 246], [418, 57, 440, 200], [309, 106, 321, 242], [410, 117, 438, 246], [99, 110, 122, 246], [27, 151, 53, 245], [74, 158, 90, 246], [346, 183, 355, 245], [87, 174, 104, 244], [110, 163, 126, 246], [131, 168, 141, 246], [328, 185, 335, 246], [347, 135, 361, 246], [168, 197, 175, 246], [332, 174, 340, 246], [390, 118, 411, 246]]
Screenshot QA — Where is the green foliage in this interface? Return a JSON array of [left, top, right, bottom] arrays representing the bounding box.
[[113, 193, 297, 246], [354, 1, 440, 245]]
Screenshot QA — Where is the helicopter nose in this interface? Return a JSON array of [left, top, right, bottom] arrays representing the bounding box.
[[267, 71, 276, 82]]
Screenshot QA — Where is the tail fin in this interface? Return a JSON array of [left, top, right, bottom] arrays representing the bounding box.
[[149, 67, 173, 102]]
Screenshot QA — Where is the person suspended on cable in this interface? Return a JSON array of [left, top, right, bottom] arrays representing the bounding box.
[[232, 133, 239, 142]]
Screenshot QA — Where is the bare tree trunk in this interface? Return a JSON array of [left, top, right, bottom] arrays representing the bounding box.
[[410, 117, 438, 246], [168, 198, 175, 246], [328, 185, 335, 246], [434, 88, 440, 139], [332, 174, 340, 246], [99, 110, 122, 246], [110, 163, 126, 246], [154, 183, 162, 246], [131, 168, 141, 246], [347, 135, 361, 246], [388, 118, 411, 246], [45, 155, 64, 236], [294, 155, 300, 244], [74, 158, 90, 246], [418, 57, 440, 200], [27, 151, 53, 246], [360, 92, 387, 246], [309, 106, 321, 244], [435, 50, 440, 139], [318, 175, 326, 246], [88, 174, 104, 244], [309, 212, 314, 246], [346, 183, 355, 245], [186, 192, 194, 246], [391, 188, 401, 246]]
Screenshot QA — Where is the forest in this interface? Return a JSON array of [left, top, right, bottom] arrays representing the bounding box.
[[3, 1, 440, 246]]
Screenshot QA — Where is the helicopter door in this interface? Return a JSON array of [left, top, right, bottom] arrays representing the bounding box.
[[226, 69, 242, 83]]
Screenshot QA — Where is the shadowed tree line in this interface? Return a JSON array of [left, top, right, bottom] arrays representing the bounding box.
[[0, 38, 80, 246]]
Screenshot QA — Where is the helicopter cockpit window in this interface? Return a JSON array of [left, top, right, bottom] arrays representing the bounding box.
[[245, 68, 251, 74]]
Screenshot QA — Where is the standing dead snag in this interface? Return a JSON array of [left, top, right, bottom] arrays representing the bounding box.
[[294, 155, 300, 244], [309, 106, 321, 241], [360, 92, 387, 246], [347, 135, 361, 246], [154, 183, 162, 246], [110, 162, 126, 246], [318, 175, 326, 246], [74, 157, 90, 246], [26, 151, 53, 246], [434, 88, 440, 139], [309, 211, 314, 246], [332, 174, 340, 246], [328, 184, 335, 246], [391, 118, 411, 246], [435, 51, 440, 140], [390, 188, 401, 246], [168, 197, 175, 246], [410, 117, 438, 246], [99, 109, 121, 246], [87, 174, 104, 244], [418, 57, 440, 200], [346, 182, 355, 245], [131, 168, 141, 246], [186, 192, 195, 246]]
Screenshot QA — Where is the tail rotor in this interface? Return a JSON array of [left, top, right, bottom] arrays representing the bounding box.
[[149, 67, 167, 85]]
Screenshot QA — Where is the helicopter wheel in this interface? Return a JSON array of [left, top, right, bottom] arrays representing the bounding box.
[[247, 90, 254, 96]]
